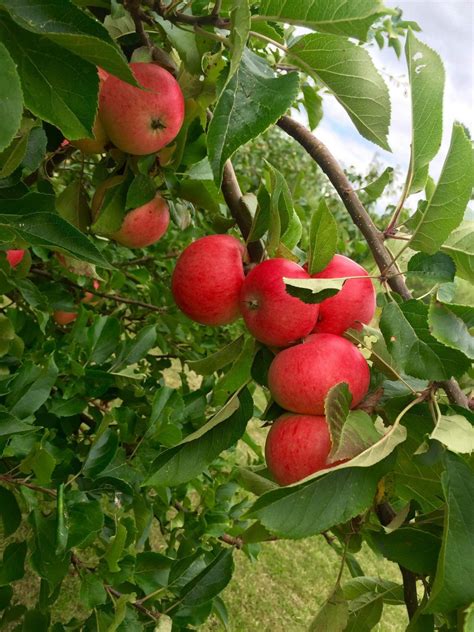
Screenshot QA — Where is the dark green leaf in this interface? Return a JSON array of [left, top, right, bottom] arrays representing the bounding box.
[[310, 585, 348, 632], [237, 467, 278, 496], [247, 460, 389, 538], [1, 0, 134, 83], [284, 276, 345, 303], [409, 124, 473, 253], [407, 252, 456, 283], [302, 84, 323, 131], [67, 495, 104, 549], [428, 301, 474, 360], [324, 382, 352, 457], [83, 429, 119, 479], [371, 528, 440, 574], [87, 316, 120, 364], [29, 512, 69, 587], [0, 16, 98, 139], [0, 43, 23, 152], [259, 0, 388, 41], [56, 181, 91, 232], [0, 487, 21, 537], [6, 357, 58, 419], [134, 552, 173, 594], [207, 49, 299, 185], [289, 34, 391, 150], [0, 542, 27, 585], [213, 337, 255, 405], [79, 573, 107, 609], [112, 325, 157, 371], [187, 336, 245, 375], [0, 192, 55, 214], [125, 175, 156, 211], [0, 212, 113, 268], [405, 30, 445, 193], [425, 453, 474, 613], [144, 388, 253, 487], [329, 411, 383, 464], [228, 0, 251, 80], [180, 549, 233, 606], [307, 199, 338, 274]]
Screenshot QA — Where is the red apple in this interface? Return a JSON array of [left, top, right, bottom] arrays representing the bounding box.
[[265, 414, 333, 485], [172, 235, 247, 326], [71, 68, 109, 154], [99, 63, 185, 155], [268, 333, 370, 415], [53, 310, 78, 326], [310, 255, 375, 335], [6, 250, 26, 268], [110, 194, 170, 248], [239, 258, 319, 347]]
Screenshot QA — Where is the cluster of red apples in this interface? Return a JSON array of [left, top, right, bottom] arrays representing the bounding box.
[[171, 235, 376, 486], [72, 63, 185, 249]]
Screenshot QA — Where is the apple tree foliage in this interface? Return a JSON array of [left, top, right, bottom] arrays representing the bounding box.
[[0, 1, 473, 630]]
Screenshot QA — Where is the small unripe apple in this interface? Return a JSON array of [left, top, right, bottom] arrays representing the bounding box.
[[310, 255, 375, 335], [268, 333, 370, 415], [6, 250, 26, 267], [265, 414, 333, 485], [110, 194, 170, 248], [172, 235, 247, 326], [99, 63, 185, 155], [71, 68, 109, 154], [239, 258, 319, 347]]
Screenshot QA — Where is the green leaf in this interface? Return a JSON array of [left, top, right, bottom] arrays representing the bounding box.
[[237, 467, 278, 496], [0, 192, 55, 214], [7, 357, 58, 419], [143, 388, 253, 487], [259, 0, 388, 41], [363, 167, 394, 200], [380, 300, 470, 380], [104, 522, 127, 573], [213, 337, 255, 405], [1, 0, 134, 84], [288, 34, 391, 150], [0, 487, 21, 537], [307, 198, 338, 274], [329, 411, 384, 464], [465, 603, 474, 632], [0, 16, 99, 140], [112, 325, 157, 371], [246, 460, 389, 538], [0, 542, 27, 586], [29, 511, 69, 587], [134, 552, 172, 594], [0, 43, 23, 152], [207, 49, 299, 185], [302, 84, 323, 131], [56, 181, 91, 232], [79, 573, 107, 609], [310, 585, 348, 632], [125, 174, 156, 211], [407, 252, 456, 284], [229, 0, 251, 80], [264, 161, 302, 253], [425, 453, 474, 613], [87, 316, 120, 364], [371, 528, 440, 575], [83, 428, 119, 479], [344, 577, 403, 630], [428, 300, 474, 360], [431, 414, 474, 454], [284, 276, 345, 303], [0, 212, 113, 269], [441, 221, 474, 283], [154, 16, 201, 74], [180, 549, 233, 606], [187, 336, 245, 375], [405, 30, 445, 193], [67, 495, 104, 549], [324, 382, 352, 456], [409, 124, 473, 254]]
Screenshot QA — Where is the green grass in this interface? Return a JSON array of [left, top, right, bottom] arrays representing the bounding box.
[[203, 538, 408, 632]]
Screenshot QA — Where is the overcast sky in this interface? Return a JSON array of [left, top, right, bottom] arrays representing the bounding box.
[[303, 1, 473, 201]]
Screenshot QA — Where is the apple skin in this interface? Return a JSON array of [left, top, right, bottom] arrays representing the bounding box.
[[310, 254, 376, 335], [268, 333, 370, 415], [99, 63, 185, 155], [239, 258, 319, 347], [111, 194, 170, 248], [172, 235, 247, 326], [265, 414, 333, 485], [53, 310, 78, 326], [6, 250, 26, 268], [71, 68, 109, 154]]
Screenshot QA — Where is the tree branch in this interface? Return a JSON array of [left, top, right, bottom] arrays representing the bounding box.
[[276, 115, 469, 409], [106, 585, 161, 621], [0, 474, 56, 498], [151, 1, 230, 28], [277, 116, 411, 299], [221, 160, 264, 263]]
